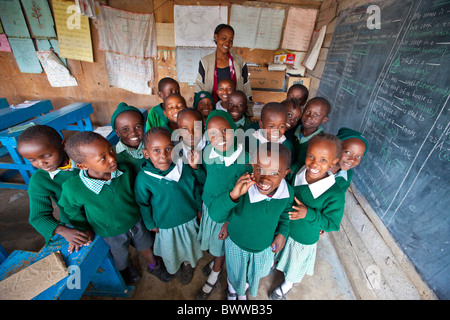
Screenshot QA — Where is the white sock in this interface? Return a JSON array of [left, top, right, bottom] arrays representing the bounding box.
[[276, 281, 293, 296], [238, 283, 249, 300], [227, 278, 237, 300], [202, 269, 220, 293]]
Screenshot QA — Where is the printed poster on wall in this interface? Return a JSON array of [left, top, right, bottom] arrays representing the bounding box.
[[174, 5, 228, 47], [21, 0, 57, 38], [282, 7, 318, 51], [52, 0, 94, 62]]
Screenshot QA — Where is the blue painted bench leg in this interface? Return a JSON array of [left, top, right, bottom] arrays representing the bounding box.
[[0, 244, 9, 264]]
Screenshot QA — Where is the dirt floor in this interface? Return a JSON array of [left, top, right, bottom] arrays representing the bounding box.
[[0, 185, 356, 301]]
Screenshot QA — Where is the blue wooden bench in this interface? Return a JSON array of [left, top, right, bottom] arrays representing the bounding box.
[[0, 100, 53, 131], [0, 235, 133, 300], [0, 102, 94, 189], [0, 98, 9, 109]]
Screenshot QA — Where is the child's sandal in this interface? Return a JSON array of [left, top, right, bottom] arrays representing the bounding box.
[[226, 288, 238, 300], [268, 286, 288, 300], [196, 280, 216, 300]]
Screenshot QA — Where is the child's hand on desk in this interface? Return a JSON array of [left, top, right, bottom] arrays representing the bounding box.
[[289, 197, 307, 220], [56, 226, 93, 252], [229, 172, 255, 202], [271, 234, 286, 253]]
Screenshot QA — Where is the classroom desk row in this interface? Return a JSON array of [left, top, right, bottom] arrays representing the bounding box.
[[0, 99, 94, 190]]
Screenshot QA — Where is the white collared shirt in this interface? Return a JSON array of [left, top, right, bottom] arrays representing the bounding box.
[[334, 169, 348, 180], [294, 166, 336, 199], [252, 129, 286, 144], [143, 158, 183, 182], [248, 179, 290, 203], [209, 143, 244, 167]]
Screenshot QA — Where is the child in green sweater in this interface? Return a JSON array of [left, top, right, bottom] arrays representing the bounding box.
[[270, 132, 345, 300], [196, 110, 252, 300], [161, 93, 187, 133], [134, 127, 203, 285], [59, 131, 160, 284], [226, 90, 252, 131], [209, 142, 293, 300], [145, 77, 180, 131], [247, 102, 294, 159], [111, 102, 145, 177], [293, 97, 331, 167], [329, 127, 368, 192], [193, 91, 215, 126], [17, 125, 91, 252]]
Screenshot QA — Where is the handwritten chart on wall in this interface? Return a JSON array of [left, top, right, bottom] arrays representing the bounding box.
[[317, 0, 449, 299]]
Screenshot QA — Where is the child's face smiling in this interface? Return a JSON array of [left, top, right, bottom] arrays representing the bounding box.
[[114, 111, 144, 148], [197, 98, 213, 120], [77, 138, 118, 179], [207, 116, 234, 152], [177, 112, 203, 148], [285, 102, 301, 131], [252, 152, 289, 195], [18, 140, 66, 172], [143, 132, 174, 171], [260, 111, 287, 142], [226, 94, 246, 122], [164, 95, 186, 124], [305, 139, 339, 184], [301, 102, 329, 131], [217, 80, 235, 102], [339, 138, 366, 171]]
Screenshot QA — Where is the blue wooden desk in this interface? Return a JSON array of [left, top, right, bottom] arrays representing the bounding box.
[[0, 235, 133, 300], [0, 98, 9, 109], [0, 100, 53, 131], [0, 102, 94, 189]]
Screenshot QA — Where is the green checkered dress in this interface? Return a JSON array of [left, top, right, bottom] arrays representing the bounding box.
[[275, 236, 316, 283], [197, 203, 225, 257], [225, 237, 275, 297]]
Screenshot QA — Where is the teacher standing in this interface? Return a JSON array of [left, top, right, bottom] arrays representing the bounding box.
[[195, 24, 254, 117]]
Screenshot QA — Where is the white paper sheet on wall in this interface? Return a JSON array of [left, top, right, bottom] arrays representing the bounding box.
[[174, 5, 228, 47], [176, 47, 215, 83], [230, 5, 285, 50], [36, 50, 77, 87], [282, 7, 318, 51], [303, 25, 327, 71]]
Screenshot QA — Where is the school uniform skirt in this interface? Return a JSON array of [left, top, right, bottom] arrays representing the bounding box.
[[225, 237, 275, 297], [197, 203, 225, 257], [153, 217, 203, 275], [275, 236, 317, 283]]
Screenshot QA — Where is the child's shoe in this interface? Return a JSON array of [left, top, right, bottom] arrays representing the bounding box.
[[181, 263, 194, 285], [120, 264, 141, 284], [147, 260, 173, 282]]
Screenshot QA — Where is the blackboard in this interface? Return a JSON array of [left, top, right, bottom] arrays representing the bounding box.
[[317, 0, 449, 299]]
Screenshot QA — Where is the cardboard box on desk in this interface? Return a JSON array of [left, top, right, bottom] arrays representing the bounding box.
[[248, 66, 286, 91], [286, 76, 311, 90]]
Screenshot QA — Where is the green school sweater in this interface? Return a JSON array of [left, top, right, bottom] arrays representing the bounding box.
[[145, 103, 168, 132], [335, 169, 353, 192], [134, 160, 202, 230], [209, 183, 293, 253], [293, 125, 324, 166], [27, 168, 79, 243], [58, 163, 140, 237], [288, 168, 346, 245], [114, 145, 146, 178], [201, 143, 252, 216]]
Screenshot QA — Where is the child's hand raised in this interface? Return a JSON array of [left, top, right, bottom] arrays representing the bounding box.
[[187, 149, 201, 170], [229, 172, 255, 202], [289, 196, 308, 220]]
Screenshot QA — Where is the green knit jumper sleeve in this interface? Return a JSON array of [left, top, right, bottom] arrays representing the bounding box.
[[28, 168, 79, 243]]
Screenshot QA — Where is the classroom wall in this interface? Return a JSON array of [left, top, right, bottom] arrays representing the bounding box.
[[0, 0, 323, 127]]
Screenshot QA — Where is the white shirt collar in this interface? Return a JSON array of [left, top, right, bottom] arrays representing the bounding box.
[[215, 101, 227, 112], [144, 158, 183, 182], [248, 179, 290, 203], [209, 143, 244, 167], [294, 166, 336, 199], [252, 129, 286, 144], [334, 169, 348, 180], [234, 116, 246, 127]]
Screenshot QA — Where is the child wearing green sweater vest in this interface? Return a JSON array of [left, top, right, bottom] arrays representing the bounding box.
[[134, 127, 203, 285], [270, 133, 345, 300], [209, 142, 293, 300], [111, 102, 146, 177], [145, 77, 180, 132], [59, 131, 158, 284], [196, 110, 252, 300], [329, 127, 369, 192], [225, 90, 252, 130], [17, 125, 91, 253], [292, 97, 331, 167]]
